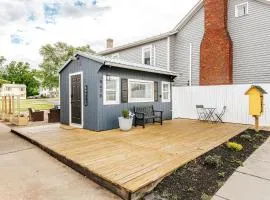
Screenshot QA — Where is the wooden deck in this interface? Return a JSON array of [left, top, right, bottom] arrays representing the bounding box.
[[11, 119, 248, 200]]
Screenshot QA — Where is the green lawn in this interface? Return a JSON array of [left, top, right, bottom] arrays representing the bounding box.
[[0, 98, 59, 112]]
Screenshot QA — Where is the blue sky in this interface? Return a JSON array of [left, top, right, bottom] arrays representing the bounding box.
[[0, 0, 199, 67]]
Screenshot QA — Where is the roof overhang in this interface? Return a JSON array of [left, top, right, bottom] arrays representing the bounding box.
[[104, 61, 178, 77], [59, 52, 179, 78], [98, 31, 178, 55]]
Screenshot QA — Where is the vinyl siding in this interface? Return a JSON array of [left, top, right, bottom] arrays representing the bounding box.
[[228, 0, 270, 84], [105, 38, 169, 70], [172, 7, 204, 86], [97, 66, 173, 131]]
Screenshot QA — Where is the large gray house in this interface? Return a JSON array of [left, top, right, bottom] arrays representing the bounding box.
[[59, 0, 270, 130], [99, 0, 270, 86]]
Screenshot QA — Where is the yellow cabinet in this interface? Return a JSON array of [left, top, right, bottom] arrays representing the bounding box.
[[245, 86, 267, 116]]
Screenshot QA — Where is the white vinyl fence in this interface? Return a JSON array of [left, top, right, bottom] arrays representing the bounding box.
[[172, 84, 270, 126]]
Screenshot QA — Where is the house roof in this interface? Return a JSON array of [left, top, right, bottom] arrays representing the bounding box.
[[2, 84, 26, 88], [245, 85, 268, 95], [98, 31, 178, 55], [98, 0, 270, 55], [59, 51, 179, 77]]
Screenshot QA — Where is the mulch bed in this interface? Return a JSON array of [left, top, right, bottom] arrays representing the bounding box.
[[145, 129, 270, 200]]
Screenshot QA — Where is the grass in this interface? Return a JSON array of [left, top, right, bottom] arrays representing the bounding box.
[[0, 98, 59, 112]]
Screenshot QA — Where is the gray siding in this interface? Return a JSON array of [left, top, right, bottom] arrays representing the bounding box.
[[60, 56, 173, 131], [172, 0, 270, 86], [228, 0, 270, 84], [105, 38, 169, 70], [97, 66, 173, 131], [172, 7, 205, 86], [60, 56, 101, 131]]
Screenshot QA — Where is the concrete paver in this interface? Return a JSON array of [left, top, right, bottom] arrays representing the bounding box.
[[215, 172, 270, 200], [237, 158, 270, 180], [213, 137, 270, 200], [0, 122, 119, 200]]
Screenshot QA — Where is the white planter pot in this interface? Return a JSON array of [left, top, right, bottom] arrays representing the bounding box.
[[118, 117, 133, 131]]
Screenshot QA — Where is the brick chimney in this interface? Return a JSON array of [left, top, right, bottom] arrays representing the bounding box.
[[106, 38, 114, 49], [200, 0, 233, 85]]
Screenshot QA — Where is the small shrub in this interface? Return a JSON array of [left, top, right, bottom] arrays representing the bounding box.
[[227, 142, 243, 151], [230, 158, 244, 167], [217, 181, 225, 188], [201, 193, 212, 200], [254, 133, 264, 139], [121, 109, 129, 118], [253, 144, 260, 149], [204, 155, 223, 168], [240, 134, 252, 141], [218, 172, 225, 178]]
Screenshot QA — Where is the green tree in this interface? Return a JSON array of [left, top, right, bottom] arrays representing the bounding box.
[[39, 42, 94, 89], [1, 61, 39, 96], [0, 79, 10, 87], [0, 56, 6, 78]]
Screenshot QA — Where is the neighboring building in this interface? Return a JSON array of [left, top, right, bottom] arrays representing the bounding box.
[[0, 84, 27, 99], [39, 87, 59, 98], [59, 52, 177, 131], [99, 0, 270, 87]]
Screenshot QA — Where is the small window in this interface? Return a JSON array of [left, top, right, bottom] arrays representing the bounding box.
[[6, 87, 11, 91], [103, 75, 120, 105], [142, 46, 152, 65], [235, 2, 248, 17], [20, 88, 24, 91], [128, 79, 154, 102], [162, 82, 171, 102], [111, 53, 120, 59]]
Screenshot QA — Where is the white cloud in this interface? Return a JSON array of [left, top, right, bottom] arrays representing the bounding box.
[[0, 0, 199, 68]]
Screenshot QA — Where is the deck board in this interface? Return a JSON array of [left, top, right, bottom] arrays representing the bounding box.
[[11, 119, 248, 200]]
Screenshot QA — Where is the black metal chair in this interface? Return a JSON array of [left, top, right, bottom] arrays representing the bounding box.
[[134, 105, 163, 128], [196, 105, 206, 121], [215, 106, 227, 123]]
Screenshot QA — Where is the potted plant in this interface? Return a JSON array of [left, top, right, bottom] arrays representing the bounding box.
[[12, 114, 29, 126], [118, 109, 134, 131]]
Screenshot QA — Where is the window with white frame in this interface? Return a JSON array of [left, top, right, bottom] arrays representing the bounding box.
[[162, 82, 171, 102], [142, 46, 152, 65], [235, 2, 248, 17], [128, 79, 154, 102], [103, 75, 120, 105]]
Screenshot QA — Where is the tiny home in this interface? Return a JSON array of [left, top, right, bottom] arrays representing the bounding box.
[[59, 52, 177, 131]]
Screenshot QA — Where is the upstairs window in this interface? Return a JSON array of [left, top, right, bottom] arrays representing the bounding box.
[[103, 75, 120, 105], [235, 2, 248, 17], [142, 46, 152, 65]]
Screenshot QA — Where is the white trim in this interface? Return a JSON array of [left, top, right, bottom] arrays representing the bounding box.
[[189, 43, 193, 86], [141, 45, 153, 65], [128, 79, 154, 103], [235, 2, 249, 17], [167, 37, 170, 70], [69, 72, 84, 128], [162, 81, 171, 102], [103, 75, 120, 105]]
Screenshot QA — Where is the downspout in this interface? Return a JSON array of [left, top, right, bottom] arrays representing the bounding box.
[[189, 43, 193, 86]]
